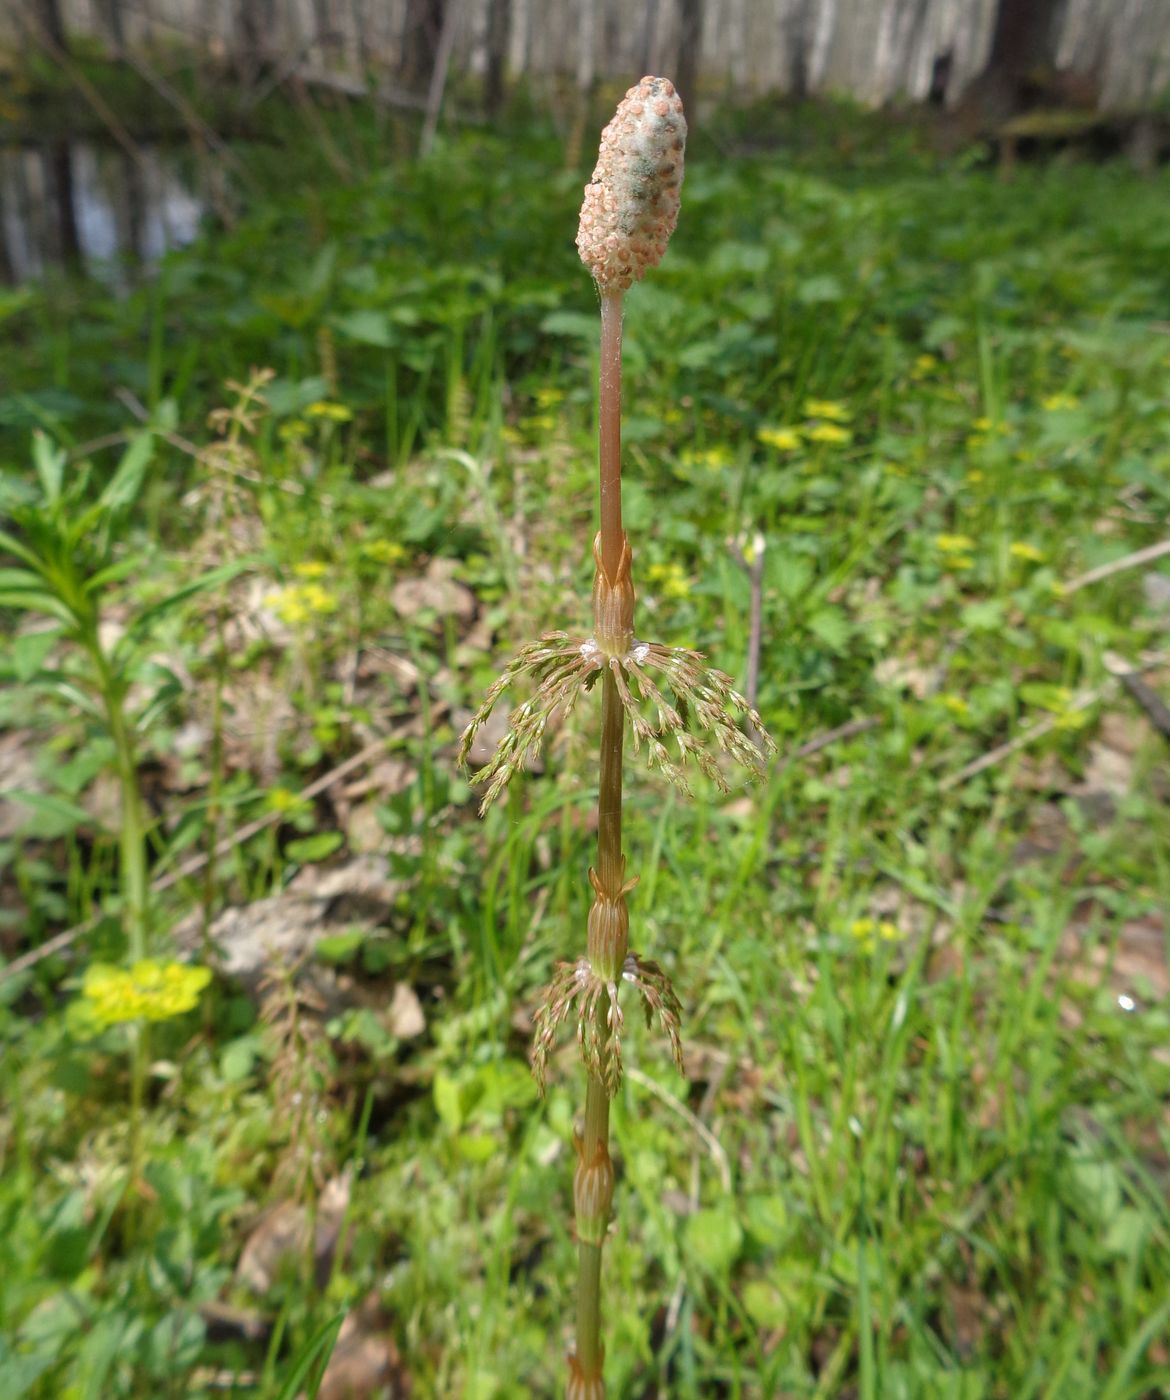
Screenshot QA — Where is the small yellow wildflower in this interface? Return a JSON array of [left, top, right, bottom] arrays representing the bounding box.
[[941, 695, 969, 717], [1041, 393, 1077, 412], [757, 426, 802, 452], [806, 423, 852, 446], [306, 400, 353, 423], [849, 918, 903, 954], [972, 416, 993, 432], [1009, 542, 1045, 563], [521, 413, 557, 433], [936, 534, 975, 572], [965, 469, 985, 485], [534, 386, 566, 408], [936, 534, 976, 554], [680, 444, 734, 471], [80, 960, 211, 1029], [912, 354, 938, 377], [265, 582, 339, 626], [362, 539, 407, 566], [266, 786, 306, 814], [293, 561, 329, 579], [805, 399, 851, 421], [645, 560, 690, 600], [278, 418, 310, 442]]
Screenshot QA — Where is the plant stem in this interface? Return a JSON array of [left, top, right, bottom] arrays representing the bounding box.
[[574, 290, 628, 1394], [598, 292, 624, 577], [89, 636, 150, 1211]]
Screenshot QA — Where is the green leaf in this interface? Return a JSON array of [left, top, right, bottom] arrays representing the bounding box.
[[0, 589, 78, 626], [286, 831, 344, 864], [331, 309, 398, 348], [742, 1280, 788, 1328], [32, 431, 66, 504], [0, 528, 47, 571], [433, 1071, 463, 1132], [685, 1205, 744, 1276], [1, 790, 96, 838], [0, 567, 48, 591], [272, 1310, 347, 1400], [808, 605, 851, 652], [99, 431, 154, 512], [316, 929, 367, 964], [743, 1194, 790, 1248]]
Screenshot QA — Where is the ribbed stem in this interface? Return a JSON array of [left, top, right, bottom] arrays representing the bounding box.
[[598, 292, 624, 578], [573, 289, 628, 1395]]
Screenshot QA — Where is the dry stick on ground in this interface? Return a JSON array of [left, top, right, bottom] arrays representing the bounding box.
[[1062, 537, 1170, 595], [937, 651, 1170, 792]]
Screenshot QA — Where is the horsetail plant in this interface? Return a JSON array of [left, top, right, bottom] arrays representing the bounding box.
[[459, 77, 775, 1396]]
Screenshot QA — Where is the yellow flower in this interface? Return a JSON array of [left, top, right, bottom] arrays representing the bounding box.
[[1041, 393, 1077, 412], [266, 786, 306, 814], [965, 469, 984, 485], [848, 918, 903, 954], [806, 423, 852, 445], [804, 398, 851, 421], [1009, 542, 1045, 563], [265, 582, 339, 625], [680, 444, 734, 471], [756, 426, 802, 452], [278, 418, 310, 442], [936, 534, 976, 554], [362, 539, 407, 565], [912, 354, 938, 377], [293, 561, 328, 579], [941, 695, 969, 717], [645, 560, 690, 600], [973, 416, 993, 432], [534, 386, 565, 408], [306, 400, 353, 423], [80, 960, 211, 1028]]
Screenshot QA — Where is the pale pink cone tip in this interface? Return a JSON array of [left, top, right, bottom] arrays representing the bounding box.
[[576, 76, 687, 292]]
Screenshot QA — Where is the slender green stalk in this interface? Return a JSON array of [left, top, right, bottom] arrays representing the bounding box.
[[89, 636, 151, 1207], [574, 664, 625, 1386]]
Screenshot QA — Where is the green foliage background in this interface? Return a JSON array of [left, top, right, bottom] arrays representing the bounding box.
[[2, 95, 1170, 1397]]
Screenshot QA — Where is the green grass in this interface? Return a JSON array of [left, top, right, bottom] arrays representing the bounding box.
[[2, 102, 1170, 1397]]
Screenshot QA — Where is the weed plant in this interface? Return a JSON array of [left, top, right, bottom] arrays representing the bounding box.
[[460, 78, 772, 1394]]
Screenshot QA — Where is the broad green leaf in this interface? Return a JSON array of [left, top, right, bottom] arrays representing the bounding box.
[[11, 629, 61, 682], [286, 831, 344, 864], [316, 929, 367, 963], [331, 309, 398, 348], [685, 1205, 744, 1276], [433, 1071, 463, 1132]]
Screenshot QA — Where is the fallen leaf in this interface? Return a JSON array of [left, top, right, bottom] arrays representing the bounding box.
[[390, 558, 475, 623], [235, 1174, 350, 1294]]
